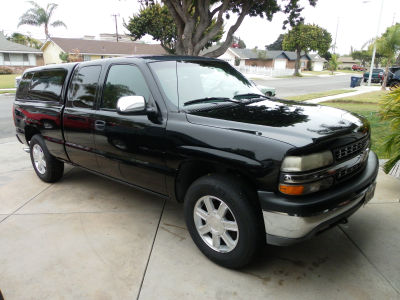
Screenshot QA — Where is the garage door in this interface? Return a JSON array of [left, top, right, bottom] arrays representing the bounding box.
[[274, 59, 287, 70]]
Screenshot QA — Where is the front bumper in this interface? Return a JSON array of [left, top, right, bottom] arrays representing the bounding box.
[[259, 151, 379, 246]]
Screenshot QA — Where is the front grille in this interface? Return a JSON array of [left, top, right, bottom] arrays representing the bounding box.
[[334, 137, 368, 161], [336, 161, 364, 181]]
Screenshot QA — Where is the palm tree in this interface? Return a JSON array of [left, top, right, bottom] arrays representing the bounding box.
[[18, 1, 67, 38], [380, 87, 400, 176], [374, 24, 400, 90]]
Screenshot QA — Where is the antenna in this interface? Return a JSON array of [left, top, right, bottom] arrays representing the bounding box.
[[111, 13, 120, 42]]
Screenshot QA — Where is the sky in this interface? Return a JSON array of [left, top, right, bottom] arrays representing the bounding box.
[[1, 0, 399, 55]]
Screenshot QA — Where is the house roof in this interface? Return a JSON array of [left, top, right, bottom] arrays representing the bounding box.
[[0, 32, 42, 54], [202, 46, 315, 61], [309, 53, 327, 62], [42, 37, 166, 56], [338, 56, 359, 63]]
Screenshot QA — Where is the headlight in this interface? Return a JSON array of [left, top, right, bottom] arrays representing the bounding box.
[[281, 150, 333, 172]]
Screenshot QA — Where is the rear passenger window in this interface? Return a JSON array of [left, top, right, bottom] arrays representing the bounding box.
[[102, 64, 150, 109], [68, 65, 101, 108], [16, 72, 33, 99], [28, 69, 67, 102]]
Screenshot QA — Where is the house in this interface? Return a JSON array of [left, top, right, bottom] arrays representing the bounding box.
[[202, 46, 313, 75], [338, 56, 361, 69], [309, 54, 327, 71], [40, 37, 167, 65], [0, 32, 43, 73]]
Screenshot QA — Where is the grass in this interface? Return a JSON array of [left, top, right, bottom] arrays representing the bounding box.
[[327, 90, 386, 103], [0, 90, 15, 94], [287, 89, 354, 101], [0, 74, 20, 89], [320, 90, 390, 158]]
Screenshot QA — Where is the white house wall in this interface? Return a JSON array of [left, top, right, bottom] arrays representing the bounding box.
[[0, 53, 37, 66]]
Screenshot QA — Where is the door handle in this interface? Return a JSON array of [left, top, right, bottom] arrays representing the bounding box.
[[95, 120, 106, 131]]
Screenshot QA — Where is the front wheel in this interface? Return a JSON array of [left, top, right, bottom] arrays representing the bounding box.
[[30, 134, 64, 182], [184, 174, 264, 269]]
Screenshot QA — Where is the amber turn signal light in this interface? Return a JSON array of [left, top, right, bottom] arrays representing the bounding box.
[[279, 184, 304, 195]]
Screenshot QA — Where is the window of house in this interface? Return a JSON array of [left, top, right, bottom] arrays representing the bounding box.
[[3, 53, 10, 63], [68, 65, 101, 108], [28, 69, 67, 102], [101, 64, 150, 110], [83, 55, 91, 61], [23, 54, 29, 64]]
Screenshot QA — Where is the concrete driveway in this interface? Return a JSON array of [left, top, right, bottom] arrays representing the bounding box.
[[1, 137, 399, 300]]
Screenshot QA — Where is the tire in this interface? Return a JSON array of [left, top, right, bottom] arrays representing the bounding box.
[[363, 78, 367, 83], [184, 174, 264, 269], [29, 134, 64, 182]]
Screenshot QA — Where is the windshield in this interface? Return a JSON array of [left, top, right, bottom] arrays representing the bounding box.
[[149, 60, 262, 109]]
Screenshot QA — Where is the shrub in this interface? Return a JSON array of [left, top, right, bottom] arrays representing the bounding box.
[[379, 87, 400, 173], [0, 67, 13, 74]]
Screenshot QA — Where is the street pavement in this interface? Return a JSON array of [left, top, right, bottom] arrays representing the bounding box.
[[0, 138, 399, 299], [0, 94, 15, 139], [253, 74, 353, 98]]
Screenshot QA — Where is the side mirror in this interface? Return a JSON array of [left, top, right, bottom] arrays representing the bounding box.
[[116, 96, 146, 114]]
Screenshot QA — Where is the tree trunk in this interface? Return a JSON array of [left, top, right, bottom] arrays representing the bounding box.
[[45, 24, 49, 38], [381, 59, 391, 90], [294, 49, 301, 76]]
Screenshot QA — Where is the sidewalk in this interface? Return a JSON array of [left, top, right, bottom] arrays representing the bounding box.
[[0, 138, 399, 299], [305, 85, 382, 104]]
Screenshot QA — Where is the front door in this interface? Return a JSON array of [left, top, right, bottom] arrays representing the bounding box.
[[63, 65, 102, 171], [93, 63, 167, 194]]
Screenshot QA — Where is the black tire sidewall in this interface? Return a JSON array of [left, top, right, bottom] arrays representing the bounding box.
[[184, 174, 263, 269], [29, 134, 63, 182]]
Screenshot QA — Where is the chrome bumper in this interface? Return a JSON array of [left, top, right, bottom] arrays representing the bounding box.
[[263, 183, 375, 245]]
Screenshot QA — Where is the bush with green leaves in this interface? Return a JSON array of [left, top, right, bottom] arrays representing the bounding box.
[[0, 67, 13, 74], [380, 87, 400, 173]]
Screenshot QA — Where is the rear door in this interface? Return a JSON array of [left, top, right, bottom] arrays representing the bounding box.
[[93, 63, 167, 194], [63, 64, 102, 170]]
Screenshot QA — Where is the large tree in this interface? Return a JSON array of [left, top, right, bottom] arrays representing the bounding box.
[[283, 23, 331, 76], [133, 0, 317, 57], [266, 34, 284, 50], [374, 23, 400, 90], [18, 1, 66, 38], [125, 3, 222, 54], [7, 32, 42, 49]]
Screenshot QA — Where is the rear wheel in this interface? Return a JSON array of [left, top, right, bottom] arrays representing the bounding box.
[[30, 134, 64, 182], [184, 174, 264, 269]]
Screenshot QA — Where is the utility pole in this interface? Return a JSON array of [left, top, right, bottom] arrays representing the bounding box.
[[368, 0, 384, 86], [333, 17, 339, 54], [111, 13, 120, 42]]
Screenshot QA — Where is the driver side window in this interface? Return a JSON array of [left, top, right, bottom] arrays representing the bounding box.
[[102, 64, 151, 110]]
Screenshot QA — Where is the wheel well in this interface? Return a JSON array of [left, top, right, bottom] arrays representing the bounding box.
[[175, 160, 256, 203], [24, 126, 41, 143]]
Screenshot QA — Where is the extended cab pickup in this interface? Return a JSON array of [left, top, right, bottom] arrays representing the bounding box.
[[13, 56, 378, 268]]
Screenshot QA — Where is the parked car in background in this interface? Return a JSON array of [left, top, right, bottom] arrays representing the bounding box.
[[363, 68, 384, 83], [251, 80, 276, 96], [352, 65, 365, 71], [385, 66, 400, 90]]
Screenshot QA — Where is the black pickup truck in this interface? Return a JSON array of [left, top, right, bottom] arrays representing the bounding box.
[[13, 56, 378, 268]]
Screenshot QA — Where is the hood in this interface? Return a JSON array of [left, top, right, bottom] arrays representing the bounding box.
[[186, 99, 369, 149]]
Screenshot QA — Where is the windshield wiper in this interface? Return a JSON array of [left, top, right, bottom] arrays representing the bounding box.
[[233, 93, 268, 100], [183, 97, 240, 107]]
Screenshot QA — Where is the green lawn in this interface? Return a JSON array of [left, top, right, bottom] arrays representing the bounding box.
[[0, 90, 16, 94], [320, 90, 390, 158], [287, 89, 354, 101], [0, 74, 20, 89]]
